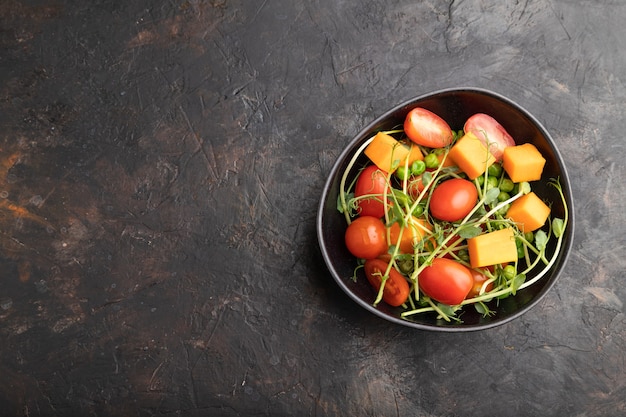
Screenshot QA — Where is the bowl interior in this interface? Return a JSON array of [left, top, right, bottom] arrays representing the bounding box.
[[317, 88, 574, 331]]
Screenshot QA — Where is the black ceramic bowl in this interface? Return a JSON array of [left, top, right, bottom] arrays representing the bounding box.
[[317, 87, 574, 331]]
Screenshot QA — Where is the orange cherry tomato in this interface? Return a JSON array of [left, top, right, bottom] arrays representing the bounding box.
[[404, 107, 454, 148], [467, 268, 495, 298], [418, 258, 473, 305], [344, 216, 387, 259], [364, 258, 410, 307], [389, 216, 432, 253]]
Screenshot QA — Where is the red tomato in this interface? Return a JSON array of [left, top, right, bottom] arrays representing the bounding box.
[[464, 113, 516, 161], [418, 258, 473, 305], [467, 269, 495, 298], [354, 165, 389, 218], [344, 216, 387, 259], [404, 107, 454, 148], [364, 259, 410, 307], [429, 178, 478, 222]]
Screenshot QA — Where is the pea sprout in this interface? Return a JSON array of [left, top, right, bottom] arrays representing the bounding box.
[[338, 130, 569, 323]]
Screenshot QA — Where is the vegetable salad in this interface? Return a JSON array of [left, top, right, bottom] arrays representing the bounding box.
[[338, 108, 568, 323]]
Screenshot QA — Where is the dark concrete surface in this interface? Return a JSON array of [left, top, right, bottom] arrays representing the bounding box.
[[0, 1, 624, 416]]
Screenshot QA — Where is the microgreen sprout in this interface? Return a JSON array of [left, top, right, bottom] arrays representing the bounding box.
[[338, 130, 569, 323]]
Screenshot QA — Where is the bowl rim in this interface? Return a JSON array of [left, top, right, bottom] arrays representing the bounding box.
[[316, 86, 575, 332]]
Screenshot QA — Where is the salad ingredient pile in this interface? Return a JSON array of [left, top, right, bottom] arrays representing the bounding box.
[[338, 108, 568, 322]]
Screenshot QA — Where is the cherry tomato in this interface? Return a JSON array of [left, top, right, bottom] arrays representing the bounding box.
[[404, 107, 454, 148], [418, 258, 473, 305], [354, 165, 389, 218], [464, 113, 516, 161], [389, 216, 432, 253], [467, 268, 495, 298], [344, 216, 387, 259], [364, 258, 410, 307], [429, 178, 478, 222]]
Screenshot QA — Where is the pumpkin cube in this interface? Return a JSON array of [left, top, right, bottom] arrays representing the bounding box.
[[467, 228, 518, 268], [448, 132, 496, 180], [401, 143, 424, 166], [365, 132, 410, 173], [502, 143, 546, 183], [506, 192, 551, 232]]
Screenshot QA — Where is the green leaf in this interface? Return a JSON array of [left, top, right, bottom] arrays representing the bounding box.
[[387, 203, 406, 227], [474, 302, 495, 317], [390, 188, 410, 206], [457, 226, 482, 239], [535, 230, 548, 251], [474, 302, 488, 315], [511, 273, 526, 295], [433, 223, 445, 245], [337, 192, 353, 214], [484, 187, 501, 204], [552, 218, 565, 238], [437, 303, 457, 317], [422, 171, 433, 187], [519, 181, 531, 194]]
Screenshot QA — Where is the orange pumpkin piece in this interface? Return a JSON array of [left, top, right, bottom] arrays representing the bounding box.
[[401, 143, 424, 166], [364, 132, 410, 173], [467, 228, 518, 268], [502, 143, 546, 183], [506, 192, 551, 232], [448, 132, 496, 180], [435, 149, 456, 168]]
